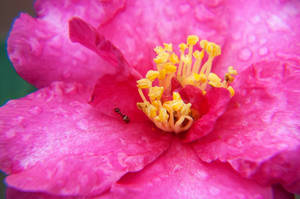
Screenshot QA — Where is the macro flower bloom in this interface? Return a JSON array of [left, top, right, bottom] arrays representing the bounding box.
[[1, 0, 300, 198]]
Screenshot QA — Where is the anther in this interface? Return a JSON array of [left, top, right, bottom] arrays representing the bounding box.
[[136, 35, 237, 134]]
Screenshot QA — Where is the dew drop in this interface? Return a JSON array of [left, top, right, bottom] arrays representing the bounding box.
[[195, 170, 208, 180], [77, 120, 88, 130], [238, 48, 252, 61], [65, 84, 77, 94], [232, 32, 242, 41], [235, 194, 246, 199], [153, 177, 161, 183], [259, 47, 268, 56], [278, 143, 288, 149], [194, 5, 215, 22], [6, 129, 16, 138], [179, 4, 190, 14], [251, 15, 261, 24], [247, 35, 256, 43], [209, 187, 220, 195], [254, 194, 264, 199], [267, 15, 289, 31], [172, 164, 183, 173], [259, 38, 267, 45], [15, 116, 24, 124], [227, 138, 235, 145], [29, 106, 42, 115]]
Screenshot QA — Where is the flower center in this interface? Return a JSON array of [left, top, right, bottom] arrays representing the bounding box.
[[136, 35, 237, 134]]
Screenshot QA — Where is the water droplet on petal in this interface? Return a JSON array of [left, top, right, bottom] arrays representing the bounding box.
[[63, 71, 71, 79], [172, 164, 183, 173], [15, 116, 24, 124], [247, 35, 256, 43], [195, 5, 215, 21], [259, 47, 268, 56], [65, 84, 77, 94], [251, 15, 261, 24], [6, 129, 16, 138], [267, 15, 289, 31], [77, 120, 88, 130], [29, 106, 42, 115], [179, 4, 190, 14], [195, 170, 208, 180], [254, 194, 264, 199], [236, 194, 246, 199], [232, 32, 242, 41], [209, 187, 220, 195], [238, 48, 252, 61], [259, 38, 267, 45], [153, 177, 161, 182]]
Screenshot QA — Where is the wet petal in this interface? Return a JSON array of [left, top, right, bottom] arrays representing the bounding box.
[[110, 139, 272, 199], [272, 185, 295, 199], [34, 0, 125, 27], [193, 61, 300, 193], [89, 68, 145, 122], [98, 0, 230, 75], [218, 0, 300, 74], [0, 82, 171, 196], [7, 0, 126, 88], [180, 86, 231, 142], [6, 187, 111, 199], [69, 17, 130, 74]]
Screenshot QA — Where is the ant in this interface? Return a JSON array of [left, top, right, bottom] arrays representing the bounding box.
[[114, 107, 130, 123]]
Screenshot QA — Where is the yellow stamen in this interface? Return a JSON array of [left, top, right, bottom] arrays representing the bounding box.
[[187, 35, 199, 46], [137, 35, 237, 134], [154, 52, 169, 65], [163, 43, 173, 52], [146, 70, 159, 81], [170, 53, 179, 64], [228, 86, 235, 97], [137, 79, 152, 89], [149, 86, 164, 101]]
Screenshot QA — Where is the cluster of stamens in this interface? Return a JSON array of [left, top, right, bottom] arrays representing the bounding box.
[[137, 35, 237, 134]]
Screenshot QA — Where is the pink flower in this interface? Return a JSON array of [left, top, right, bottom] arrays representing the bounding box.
[[1, 0, 300, 198]]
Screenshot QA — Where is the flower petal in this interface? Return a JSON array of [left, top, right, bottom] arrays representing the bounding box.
[[6, 187, 77, 199], [7, 0, 126, 88], [0, 82, 171, 196], [272, 185, 295, 199], [34, 0, 126, 27], [193, 61, 300, 193], [69, 17, 130, 74], [6, 187, 111, 199], [97, 0, 230, 75], [180, 86, 231, 142], [110, 139, 272, 199], [89, 70, 145, 122], [218, 0, 300, 73]]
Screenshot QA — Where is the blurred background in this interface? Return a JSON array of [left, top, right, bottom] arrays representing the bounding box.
[[0, 1, 299, 199], [0, 1, 35, 198]]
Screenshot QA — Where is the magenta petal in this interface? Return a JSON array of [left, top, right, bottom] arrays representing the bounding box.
[[110, 139, 272, 199], [193, 61, 300, 193], [180, 86, 231, 142], [0, 82, 171, 196], [7, 12, 114, 88], [69, 17, 130, 74], [98, 0, 230, 75], [6, 187, 77, 199], [34, 0, 126, 27], [272, 185, 295, 199], [218, 0, 300, 73], [6, 187, 111, 199], [90, 71, 146, 122]]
